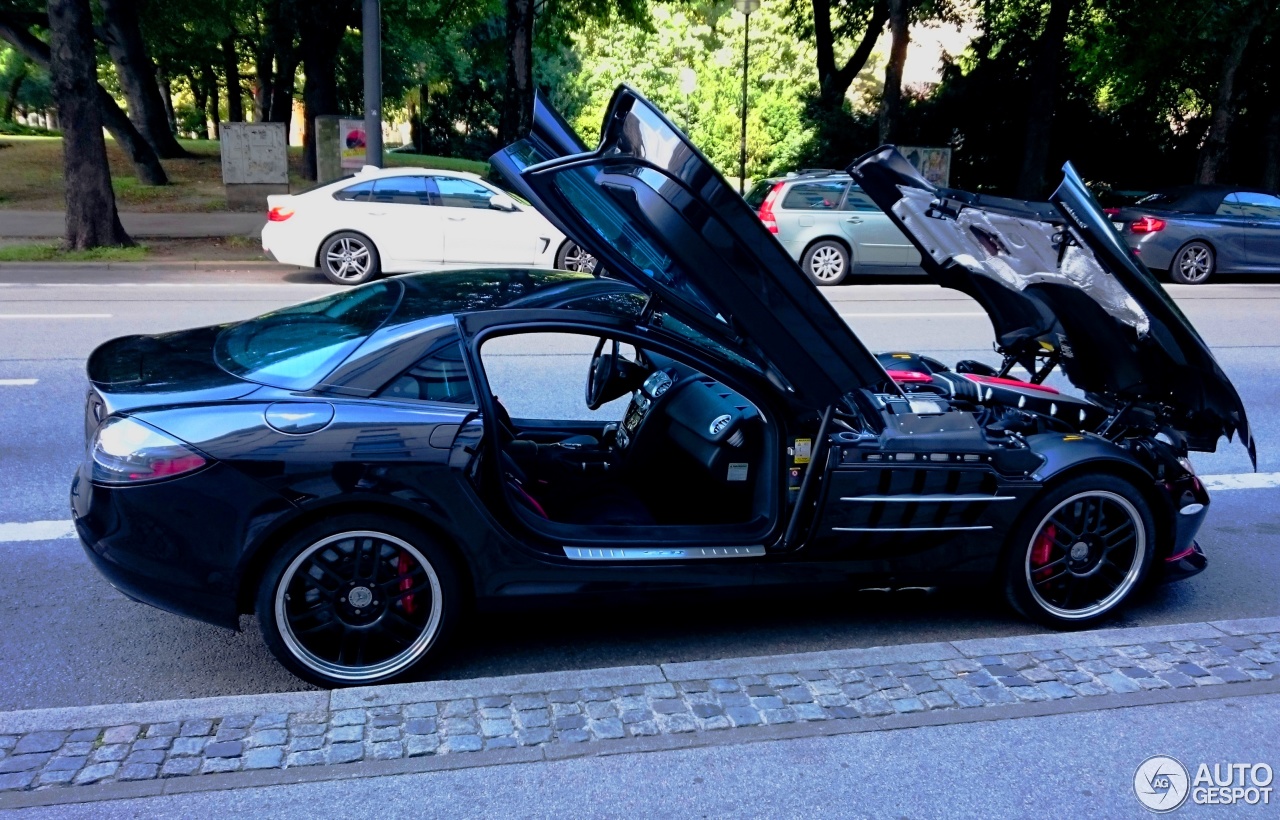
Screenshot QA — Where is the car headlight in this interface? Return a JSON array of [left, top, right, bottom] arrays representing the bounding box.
[[91, 417, 208, 484], [1177, 456, 1196, 476]]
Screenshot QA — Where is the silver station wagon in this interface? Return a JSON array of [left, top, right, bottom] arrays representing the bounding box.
[[746, 170, 921, 285]]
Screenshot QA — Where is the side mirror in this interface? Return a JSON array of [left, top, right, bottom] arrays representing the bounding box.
[[489, 194, 517, 212]]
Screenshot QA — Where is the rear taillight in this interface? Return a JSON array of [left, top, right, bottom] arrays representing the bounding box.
[[758, 181, 785, 234], [1130, 216, 1165, 233], [90, 417, 208, 484], [268, 206, 295, 222]]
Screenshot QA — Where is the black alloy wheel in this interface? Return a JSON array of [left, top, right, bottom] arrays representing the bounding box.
[[1003, 475, 1154, 628], [320, 232, 381, 286], [256, 516, 459, 686]]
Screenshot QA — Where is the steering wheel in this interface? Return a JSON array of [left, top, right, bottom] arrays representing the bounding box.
[[586, 337, 621, 411]]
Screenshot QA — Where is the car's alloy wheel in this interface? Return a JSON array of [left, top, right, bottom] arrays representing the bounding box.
[[557, 241, 599, 273], [1170, 241, 1214, 284], [1004, 477, 1154, 628], [320, 232, 380, 286], [257, 519, 457, 686], [802, 241, 849, 286]]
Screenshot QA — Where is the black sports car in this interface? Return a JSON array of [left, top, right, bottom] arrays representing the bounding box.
[[72, 87, 1254, 687]]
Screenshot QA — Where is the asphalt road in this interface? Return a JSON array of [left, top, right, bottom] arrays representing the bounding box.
[[1, 266, 1277, 710]]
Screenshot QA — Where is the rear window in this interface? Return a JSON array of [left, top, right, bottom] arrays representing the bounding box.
[[214, 281, 401, 390], [744, 180, 775, 210], [781, 180, 847, 210]]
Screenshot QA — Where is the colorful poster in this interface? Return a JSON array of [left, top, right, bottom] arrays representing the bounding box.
[[339, 118, 367, 170], [898, 146, 952, 187]]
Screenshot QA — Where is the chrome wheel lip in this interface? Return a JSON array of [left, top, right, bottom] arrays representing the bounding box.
[[1025, 490, 1146, 621], [809, 246, 846, 281], [1176, 244, 1212, 282], [275, 530, 443, 683], [325, 238, 373, 281]]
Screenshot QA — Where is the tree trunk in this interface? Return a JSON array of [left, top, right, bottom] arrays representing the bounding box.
[[47, 0, 131, 248], [1263, 96, 1280, 191], [97, 0, 188, 158], [3, 63, 25, 120], [499, 0, 535, 143], [812, 0, 889, 112], [186, 70, 207, 137], [222, 32, 243, 122], [0, 11, 166, 183], [298, 2, 348, 179], [1196, 3, 1265, 184], [253, 40, 274, 122], [202, 63, 220, 138], [159, 74, 176, 132], [267, 0, 298, 127], [1015, 0, 1076, 199], [877, 0, 911, 144]]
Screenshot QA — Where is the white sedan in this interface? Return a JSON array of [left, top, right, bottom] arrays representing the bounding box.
[[261, 166, 596, 285]]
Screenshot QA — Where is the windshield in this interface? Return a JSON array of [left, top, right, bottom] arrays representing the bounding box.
[[215, 281, 401, 390]]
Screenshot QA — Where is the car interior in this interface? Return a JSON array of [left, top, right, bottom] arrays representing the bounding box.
[[477, 331, 776, 536]]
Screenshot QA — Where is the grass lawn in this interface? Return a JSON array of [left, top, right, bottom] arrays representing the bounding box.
[[0, 134, 491, 212], [0, 236, 267, 263], [0, 242, 150, 262]]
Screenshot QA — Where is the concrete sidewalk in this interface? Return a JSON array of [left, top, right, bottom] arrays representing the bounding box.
[[0, 211, 263, 239], [0, 616, 1276, 810]]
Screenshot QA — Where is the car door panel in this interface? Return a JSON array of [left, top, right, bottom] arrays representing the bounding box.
[[1225, 192, 1280, 269], [435, 176, 540, 265], [840, 186, 919, 266], [365, 176, 444, 269]]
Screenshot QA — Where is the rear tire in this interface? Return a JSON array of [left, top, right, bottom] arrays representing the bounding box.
[[801, 240, 850, 286], [319, 232, 381, 286], [256, 515, 460, 687], [1002, 475, 1155, 629], [1169, 240, 1214, 284]]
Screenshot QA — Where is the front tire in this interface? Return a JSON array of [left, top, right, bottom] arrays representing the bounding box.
[[802, 240, 850, 286], [320, 232, 381, 286], [555, 241, 598, 273], [256, 516, 460, 687], [1169, 240, 1214, 284], [1002, 475, 1155, 629]]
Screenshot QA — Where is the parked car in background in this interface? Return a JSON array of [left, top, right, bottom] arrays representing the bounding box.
[[261, 166, 596, 285], [745, 170, 920, 285], [1109, 185, 1280, 284]]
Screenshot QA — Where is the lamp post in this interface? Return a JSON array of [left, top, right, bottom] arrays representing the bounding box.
[[362, 0, 383, 168], [733, 0, 760, 195], [679, 67, 697, 132]]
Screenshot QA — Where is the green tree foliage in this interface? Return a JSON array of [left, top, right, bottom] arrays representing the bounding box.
[[560, 1, 818, 178]]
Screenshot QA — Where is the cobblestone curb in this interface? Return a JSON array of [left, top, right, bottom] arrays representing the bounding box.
[[1, 617, 1277, 800]]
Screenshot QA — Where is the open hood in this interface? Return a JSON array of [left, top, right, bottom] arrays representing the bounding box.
[[850, 148, 1254, 465], [492, 86, 895, 410]]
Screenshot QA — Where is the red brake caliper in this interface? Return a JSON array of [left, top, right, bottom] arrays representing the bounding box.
[[1031, 524, 1056, 581], [397, 551, 416, 615]]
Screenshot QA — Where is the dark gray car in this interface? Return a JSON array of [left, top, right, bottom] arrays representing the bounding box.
[[1112, 186, 1280, 283]]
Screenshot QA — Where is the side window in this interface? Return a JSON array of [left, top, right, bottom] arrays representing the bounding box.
[[1224, 191, 1280, 219], [481, 332, 634, 421], [841, 186, 882, 212], [333, 180, 376, 202], [781, 181, 848, 211], [434, 177, 498, 210], [378, 337, 475, 404], [371, 176, 430, 205]]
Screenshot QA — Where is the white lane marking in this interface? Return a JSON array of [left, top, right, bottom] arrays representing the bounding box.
[[840, 311, 987, 318], [1200, 472, 1280, 491], [3, 472, 1276, 543], [0, 314, 112, 319], [0, 520, 76, 543], [0, 379, 37, 386]]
